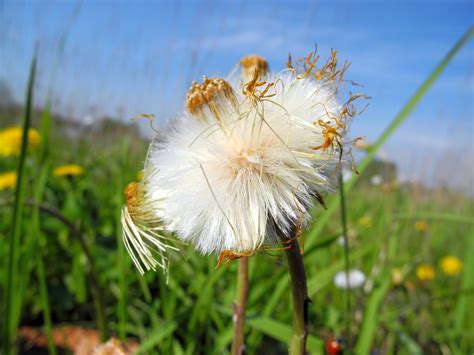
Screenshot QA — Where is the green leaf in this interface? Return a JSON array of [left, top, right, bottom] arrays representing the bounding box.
[[137, 320, 178, 353]]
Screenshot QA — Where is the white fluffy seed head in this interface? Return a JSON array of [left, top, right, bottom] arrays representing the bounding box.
[[147, 70, 350, 255], [122, 51, 365, 272]]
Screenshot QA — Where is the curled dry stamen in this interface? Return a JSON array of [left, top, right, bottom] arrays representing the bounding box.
[[242, 68, 276, 103]]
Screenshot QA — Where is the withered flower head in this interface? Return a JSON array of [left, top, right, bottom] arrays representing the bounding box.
[[186, 77, 238, 123], [240, 54, 269, 82]]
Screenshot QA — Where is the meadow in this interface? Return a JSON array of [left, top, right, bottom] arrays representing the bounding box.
[[1, 29, 473, 355]]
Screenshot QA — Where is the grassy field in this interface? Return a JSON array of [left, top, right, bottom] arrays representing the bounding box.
[[1, 31, 473, 355]]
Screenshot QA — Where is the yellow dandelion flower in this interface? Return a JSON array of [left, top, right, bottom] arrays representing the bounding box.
[[416, 264, 435, 281], [53, 164, 84, 177], [414, 220, 428, 232], [391, 268, 404, 286], [440, 256, 463, 276], [0, 171, 17, 191], [0, 127, 41, 157], [358, 216, 372, 227]]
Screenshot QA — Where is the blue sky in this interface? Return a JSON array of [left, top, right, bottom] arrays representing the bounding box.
[[0, 0, 473, 191]]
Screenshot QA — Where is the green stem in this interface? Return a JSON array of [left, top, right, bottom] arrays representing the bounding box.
[[231, 257, 249, 355], [36, 254, 57, 355], [285, 240, 310, 355], [338, 173, 352, 347], [68, 225, 109, 341]]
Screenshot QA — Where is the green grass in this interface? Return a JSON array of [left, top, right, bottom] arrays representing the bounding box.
[[0, 27, 473, 354]]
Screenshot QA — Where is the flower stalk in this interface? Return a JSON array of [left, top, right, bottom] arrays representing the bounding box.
[[231, 257, 249, 355], [285, 239, 310, 355]]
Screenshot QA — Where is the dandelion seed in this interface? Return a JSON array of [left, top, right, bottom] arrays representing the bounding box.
[[0, 127, 40, 157], [440, 256, 463, 276], [333, 269, 366, 289], [0, 171, 17, 191], [416, 263, 435, 281], [53, 164, 84, 177]]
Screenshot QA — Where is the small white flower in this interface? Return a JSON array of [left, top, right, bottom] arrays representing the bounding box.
[[370, 174, 383, 186], [337, 235, 346, 247], [333, 269, 366, 289]]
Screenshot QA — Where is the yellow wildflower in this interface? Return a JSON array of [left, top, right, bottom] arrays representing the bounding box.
[[0, 127, 41, 157], [414, 220, 428, 232], [440, 256, 463, 276], [358, 216, 372, 227], [53, 165, 84, 177], [391, 268, 404, 286], [0, 171, 17, 191], [416, 264, 435, 281]]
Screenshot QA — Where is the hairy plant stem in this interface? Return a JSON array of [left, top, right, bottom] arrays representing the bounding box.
[[285, 239, 310, 355], [231, 256, 249, 355]]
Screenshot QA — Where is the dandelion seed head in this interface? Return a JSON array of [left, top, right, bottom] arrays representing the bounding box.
[[122, 50, 366, 271], [148, 67, 355, 254]]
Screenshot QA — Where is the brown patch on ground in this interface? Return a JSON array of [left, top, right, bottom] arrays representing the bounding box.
[[19, 326, 139, 354]]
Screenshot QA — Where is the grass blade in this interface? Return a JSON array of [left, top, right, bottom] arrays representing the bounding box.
[[454, 225, 474, 351], [2, 55, 37, 354], [136, 320, 178, 353]]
